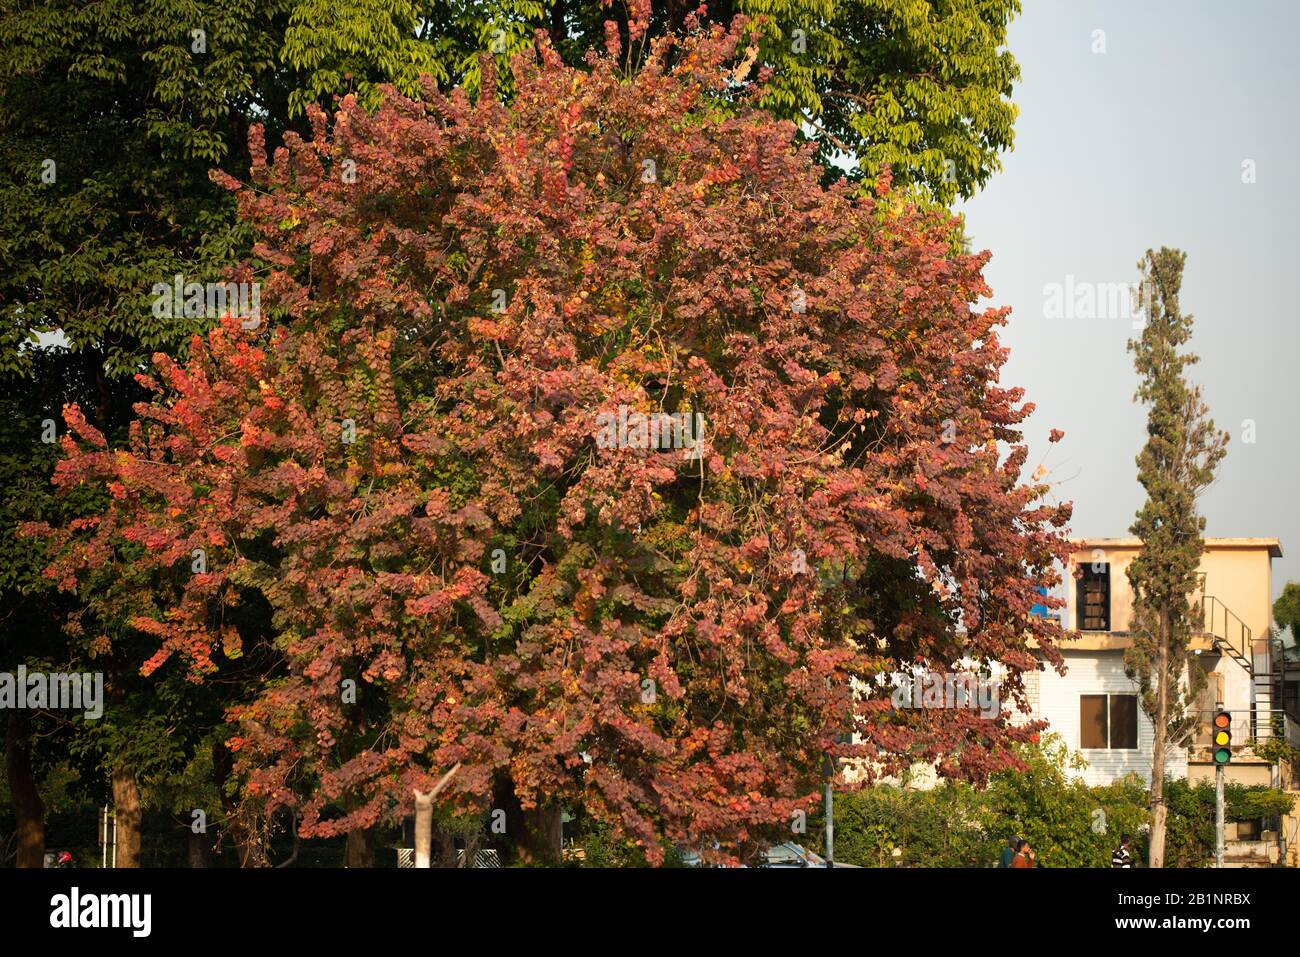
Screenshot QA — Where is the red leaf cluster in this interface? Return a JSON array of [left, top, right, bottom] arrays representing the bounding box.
[[30, 20, 1070, 863]]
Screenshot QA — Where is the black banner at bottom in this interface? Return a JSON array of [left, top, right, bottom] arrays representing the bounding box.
[[0, 865, 1285, 944]]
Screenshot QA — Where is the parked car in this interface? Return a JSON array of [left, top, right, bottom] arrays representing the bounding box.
[[761, 842, 824, 867], [677, 841, 859, 868], [762, 843, 861, 868]]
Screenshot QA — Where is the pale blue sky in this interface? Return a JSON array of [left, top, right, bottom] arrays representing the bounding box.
[[956, 0, 1300, 602]]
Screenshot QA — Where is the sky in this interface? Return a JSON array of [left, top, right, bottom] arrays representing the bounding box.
[[955, 0, 1300, 602]]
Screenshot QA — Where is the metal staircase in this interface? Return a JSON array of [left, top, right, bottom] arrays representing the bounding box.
[[1198, 594, 1274, 741]]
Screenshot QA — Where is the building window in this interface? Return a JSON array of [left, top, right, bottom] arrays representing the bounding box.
[[1077, 563, 1110, 631], [1080, 693, 1138, 749]]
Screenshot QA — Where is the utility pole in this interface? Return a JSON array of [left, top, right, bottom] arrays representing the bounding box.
[[822, 673, 836, 869], [99, 805, 116, 868], [824, 755, 834, 868]]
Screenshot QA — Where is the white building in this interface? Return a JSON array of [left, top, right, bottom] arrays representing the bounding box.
[[1024, 537, 1300, 864], [1028, 537, 1293, 790]]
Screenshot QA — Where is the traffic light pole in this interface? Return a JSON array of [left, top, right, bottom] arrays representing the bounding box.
[[1214, 699, 1224, 868], [1215, 762, 1224, 868]]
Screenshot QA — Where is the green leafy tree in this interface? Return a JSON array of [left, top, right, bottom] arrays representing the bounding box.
[[1161, 777, 1216, 867], [32, 21, 1067, 865], [1162, 778, 1294, 867], [810, 737, 1150, 868], [4, 0, 1027, 864], [0, 0, 307, 864], [982, 736, 1148, 867], [280, 0, 1024, 204], [1125, 247, 1229, 868], [0, 0, 301, 376], [1274, 581, 1300, 644], [0, 347, 145, 866], [740, 0, 1023, 204]]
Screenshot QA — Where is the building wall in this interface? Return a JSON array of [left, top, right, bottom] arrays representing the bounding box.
[[1187, 763, 1272, 786], [1198, 547, 1275, 642], [1061, 539, 1277, 727], [1037, 650, 1188, 787], [1021, 667, 1041, 719], [1067, 544, 1139, 635], [861, 538, 1280, 793], [1064, 540, 1276, 646], [1210, 653, 1255, 721]]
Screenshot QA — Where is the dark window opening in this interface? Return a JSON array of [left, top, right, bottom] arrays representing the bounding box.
[[1080, 694, 1108, 749], [1078, 562, 1111, 631], [1109, 694, 1138, 749], [1080, 693, 1138, 749]]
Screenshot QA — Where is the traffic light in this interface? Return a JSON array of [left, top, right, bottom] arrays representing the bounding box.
[[1212, 711, 1232, 764]]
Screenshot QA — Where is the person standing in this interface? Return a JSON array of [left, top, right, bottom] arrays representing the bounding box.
[[998, 835, 1020, 868], [1011, 839, 1036, 868], [1111, 834, 1133, 868]]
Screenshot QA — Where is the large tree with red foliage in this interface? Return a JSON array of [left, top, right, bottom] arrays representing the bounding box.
[[30, 17, 1070, 864]]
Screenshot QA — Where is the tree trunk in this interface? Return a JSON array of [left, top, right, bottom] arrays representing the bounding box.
[[436, 824, 459, 868], [110, 767, 143, 868], [411, 765, 461, 868], [228, 821, 270, 867], [345, 826, 375, 868], [1148, 608, 1170, 868], [519, 803, 563, 865], [212, 739, 269, 867], [492, 772, 563, 866], [414, 790, 434, 868], [5, 713, 45, 868], [187, 827, 211, 868], [1149, 800, 1168, 868], [461, 831, 481, 869], [274, 811, 299, 868]]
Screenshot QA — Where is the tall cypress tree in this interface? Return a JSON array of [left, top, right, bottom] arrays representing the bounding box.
[[1125, 247, 1228, 868]]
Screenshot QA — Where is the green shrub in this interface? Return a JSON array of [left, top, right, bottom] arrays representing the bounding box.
[[812, 782, 989, 867], [812, 737, 1295, 869], [817, 736, 1151, 868]]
